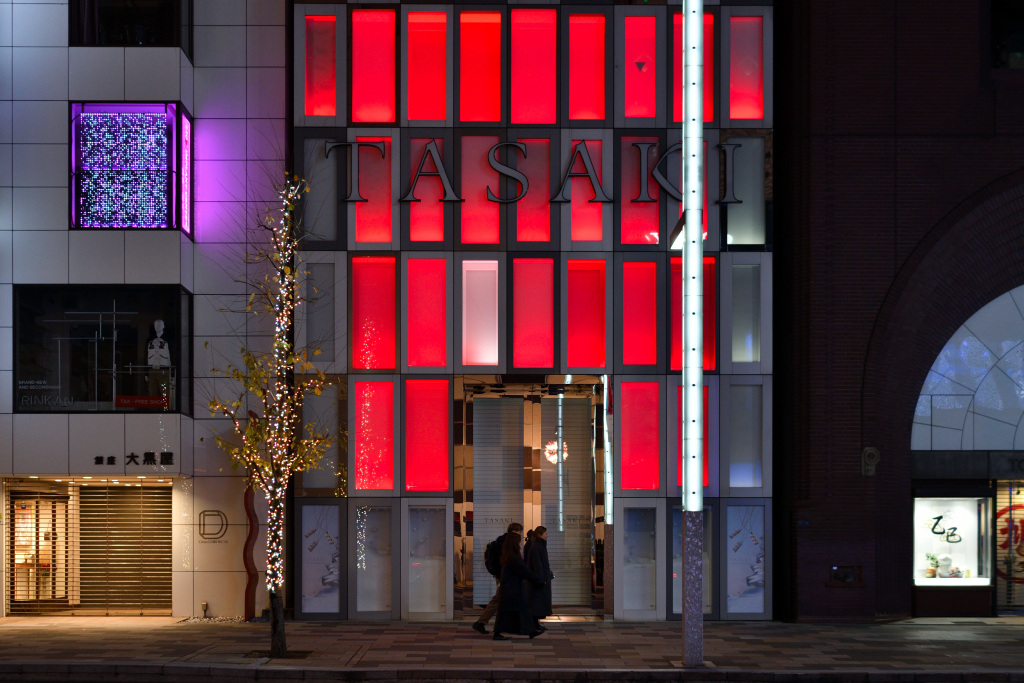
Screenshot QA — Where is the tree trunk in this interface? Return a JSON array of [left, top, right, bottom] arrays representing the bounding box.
[[269, 590, 287, 657]]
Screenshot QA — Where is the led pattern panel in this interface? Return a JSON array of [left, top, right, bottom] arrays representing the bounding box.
[[621, 137, 659, 244], [671, 256, 716, 371], [677, 385, 710, 487], [352, 256, 397, 370], [568, 15, 605, 120], [352, 10, 396, 123], [511, 9, 556, 124], [405, 379, 450, 491], [570, 140, 603, 241], [356, 136, 392, 243], [304, 16, 337, 117], [673, 13, 715, 123], [460, 136, 500, 244], [622, 261, 658, 366], [76, 111, 171, 228], [620, 381, 660, 490], [355, 380, 395, 490], [516, 139, 551, 242], [624, 16, 657, 118], [512, 258, 554, 368], [730, 16, 764, 119], [407, 258, 447, 367], [459, 12, 502, 122], [567, 259, 606, 368], [462, 260, 499, 366], [407, 12, 447, 121], [409, 138, 445, 242]]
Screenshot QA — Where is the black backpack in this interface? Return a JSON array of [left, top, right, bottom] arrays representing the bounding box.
[[484, 534, 504, 578]]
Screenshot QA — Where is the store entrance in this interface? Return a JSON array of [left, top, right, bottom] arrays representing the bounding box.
[[997, 480, 1024, 613], [457, 381, 602, 616], [9, 492, 70, 613]]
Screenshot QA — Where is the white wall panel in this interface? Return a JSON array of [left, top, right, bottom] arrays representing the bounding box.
[[192, 570, 247, 617], [180, 52, 194, 115], [0, 47, 13, 99], [68, 230, 125, 283], [195, 159, 247, 202], [246, 68, 286, 118], [13, 413, 69, 474], [0, 143, 10, 186], [13, 230, 68, 283], [0, 414, 12, 473], [180, 231, 194, 291], [125, 230, 182, 283], [193, 241, 247, 292], [125, 48, 181, 100], [13, 100, 66, 144], [0, 99, 11, 140], [246, 119, 285, 161], [248, 0, 285, 26], [13, 187, 67, 230], [0, 370, 10, 413], [194, 119, 246, 160], [246, 26, 285, 67], [0, 231, 11, 281], [195, 0, 246, 25], [194, 26, 247, 67], [193, 68, 247, 119], [68, 414, 126, 474], [0, 5, 12, 47], [12, 144, 67, 187], [192, 293, 246, 336], [0, 284, 11, 326], [69, 48, 125, 100], [0, 188, 11, 233], [0, 326, 10, 370], [13, 47, 67, 100], [12, 3, 67, 47]]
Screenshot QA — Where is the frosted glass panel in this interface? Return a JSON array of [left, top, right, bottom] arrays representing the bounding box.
[[726, 137, 765, 245], [303, 385, 339, 489], [728, 385, 762, 488], [462, 261, 499, 365], [303, 138, 337, 241], [731, 264, 761, 363], [306, 262, 335, 359], [300, 505, 341, 613], [622, 507, 656, 611], [356, 505, 392, 612], [408, 506, 447, 614], [725, 505, 764, 614]]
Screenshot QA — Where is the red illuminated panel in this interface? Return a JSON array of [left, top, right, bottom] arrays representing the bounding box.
[[407, 258, 447, 368], [670, 257, 717, 372], [460, 136, 500, 244], [409, 138, 445, 242], [407, 12, 447, 121], [513, 259, 554, 368], [355, 380, 394, 490], [567, 259, 606, 368], [571, 140, 603, 241], [352, 256, 396, 369], [351, 10, 396, 123], [460, 12, 502, 122], [569, 15, 605, 120], [676, 385, 710, 488], [304, 17, 336, 117], [462, 261, 499, 366], [622, 261, 658, 366], [405, 379, 450, 491], [516, 139, 550, 242], [621, 137, 659, 245], [356, 136, 392, 243], [673, 13, 715, 123], [511, 10, 556, 124], [624, 16, 656, 118], [730, 16, 764, 119], [620, 381, 659, 490]]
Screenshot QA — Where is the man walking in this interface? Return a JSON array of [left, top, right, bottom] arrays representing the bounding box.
[[472, 522, 523, 634]]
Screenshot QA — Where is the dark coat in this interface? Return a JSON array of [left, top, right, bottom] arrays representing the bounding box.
[[526, 537, 553, 618], [493, 554, 543, 635]]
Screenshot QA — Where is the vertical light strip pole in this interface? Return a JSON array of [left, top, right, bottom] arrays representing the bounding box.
[[682, 0, 705, 668]]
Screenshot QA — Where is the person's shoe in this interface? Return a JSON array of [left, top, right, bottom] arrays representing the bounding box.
[[537, 625, 547, 632], [472, 622, 488, 635], [493, 633, 508, 640], [528, 630, 543, 639]]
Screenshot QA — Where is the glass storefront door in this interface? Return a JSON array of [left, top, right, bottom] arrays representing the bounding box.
[[10, 494, 69, 611]]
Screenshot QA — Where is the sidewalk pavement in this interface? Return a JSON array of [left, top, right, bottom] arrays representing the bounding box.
[[0, 614, 1023, 682]]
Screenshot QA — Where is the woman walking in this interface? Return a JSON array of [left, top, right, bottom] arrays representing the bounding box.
[[492, 529, 544, 640], [526, 526, 553, 632]]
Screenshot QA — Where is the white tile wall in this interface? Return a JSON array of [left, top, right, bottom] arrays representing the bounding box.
[[0, 188, 11, 231], [0, 413, 12, 472], [248, 0, 285, 26], [12, 143, 67, 187], [13, 230, 68, 282], [68, 48, 125, 100], [68, 413, 125, 474], [172, 570, 195, 617], [180, 51, 194, 115], [0, 370, 10, 413], [194, 26, 247, 68], [12, 47, 67, 99], [195, 159, 247, 203], [191, 417, 243, 476], [125, 412, 181, 467], [12, 100, 67, 144], [246, 119, 284, 161], [194, 524, 248, 571], [179, 231, 194, 291], [12, 413, 70, 473], [246, 68, 285, 118], [245, 160, 284, 203], [195, 119, 247, 161], [193, 68, 247, 119], [68, 230, 125, 283], [0, 5, 12, 47], [12, 187, 67, 229], [124, 230, 182, 283], [194, 199, 246, 243], [194, 474, 248, 522], [192, 570, 248, 617], [179, 416, 194, 475], [0, 326, 9, 370], [193, 293, 248, 336], [246, 26, 285, 67], [0, 143, 11, 186], [0, 284, 11, 325], [0, 99, 11, 140], [195, 0, 246, 26], [193, 241, 248, 292], [124, 48, 181, 100], [0, 47, 13, 99], [0, 230, 11, 280], [12, 3, 67, 47]]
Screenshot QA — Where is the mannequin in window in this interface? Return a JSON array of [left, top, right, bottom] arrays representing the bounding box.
[[147, 319, 171, 400]]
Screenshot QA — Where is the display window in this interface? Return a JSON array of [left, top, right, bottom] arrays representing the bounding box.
[[914, 497, 992, 587]]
